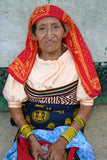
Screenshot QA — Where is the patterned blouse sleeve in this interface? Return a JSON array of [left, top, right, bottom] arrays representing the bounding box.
[[76, 78, 96, 106], [3, 74, 28, 108]]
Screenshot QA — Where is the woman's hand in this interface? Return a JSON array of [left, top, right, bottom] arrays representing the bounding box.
[[28, 134, 44, 160], [44, 137, 68, 160]]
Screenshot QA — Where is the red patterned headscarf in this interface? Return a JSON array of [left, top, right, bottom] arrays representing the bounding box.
[[7, 5, 101, 98]]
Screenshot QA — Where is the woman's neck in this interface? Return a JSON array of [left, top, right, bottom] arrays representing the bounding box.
[[38, 45, 67, 61]]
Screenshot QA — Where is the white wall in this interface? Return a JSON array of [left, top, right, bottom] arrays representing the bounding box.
[[0, 0, 107, 67]]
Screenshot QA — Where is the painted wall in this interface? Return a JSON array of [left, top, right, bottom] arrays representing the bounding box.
[[0, 0, 107, 67]]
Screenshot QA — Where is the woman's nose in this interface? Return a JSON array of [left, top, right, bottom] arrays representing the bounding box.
[[46, 26, 53, 38]]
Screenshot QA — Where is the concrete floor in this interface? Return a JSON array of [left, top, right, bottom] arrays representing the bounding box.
[[0, 104, 107, 160]]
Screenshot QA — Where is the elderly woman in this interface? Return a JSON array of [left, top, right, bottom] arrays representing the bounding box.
[[3, 5, 101, 160]]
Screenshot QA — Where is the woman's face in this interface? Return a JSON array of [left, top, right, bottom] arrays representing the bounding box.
[[34, 17, 68, 58]]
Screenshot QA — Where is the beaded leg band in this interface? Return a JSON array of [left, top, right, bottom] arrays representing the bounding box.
[[20, 125, 34, 139], [61, 127, 77, 143]]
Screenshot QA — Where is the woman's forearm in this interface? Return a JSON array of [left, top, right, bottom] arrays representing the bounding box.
[[61, 104, 92, 144], [71, 104, 92, 132], [9, 108, 44, 159], [9, 108, 27, 129]]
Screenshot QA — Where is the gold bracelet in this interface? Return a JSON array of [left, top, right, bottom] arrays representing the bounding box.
[[74, 116, 85, 128], [26, 131, 34, 139], [61, 127, 77, 143], [20, 125, 34, 139]]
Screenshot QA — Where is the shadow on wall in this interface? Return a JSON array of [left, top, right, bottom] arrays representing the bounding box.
[[0, 62, 107, 110]]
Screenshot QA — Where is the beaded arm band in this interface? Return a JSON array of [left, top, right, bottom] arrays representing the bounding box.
[[61, 116, 85, 143], [74, 116, 85, 129], [61, 127, 77, 143], [20, 125, 34, 139]]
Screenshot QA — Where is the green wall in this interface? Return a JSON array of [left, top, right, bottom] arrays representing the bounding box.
[[94, 62, 107, 104], [0, 68, 8, 110], [0, 62, 107, 110]]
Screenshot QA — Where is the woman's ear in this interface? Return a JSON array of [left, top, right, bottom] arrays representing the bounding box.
[[31, 33, 38, 41], [32, 34, 38, 41], [63, 24, 69, 38]]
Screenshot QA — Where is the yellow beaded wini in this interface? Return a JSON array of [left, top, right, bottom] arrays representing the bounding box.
[[20, 125, 34, 139], [74, 116, 85, 128], [61, 127, 77, 143]]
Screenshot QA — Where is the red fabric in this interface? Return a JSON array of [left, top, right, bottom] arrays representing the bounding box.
[[17, 136, 33, 160], [67, 147, 79, 160], [17, 136, 78, 160], [17, 136, 52, 160], [7, 5, 101, 98]]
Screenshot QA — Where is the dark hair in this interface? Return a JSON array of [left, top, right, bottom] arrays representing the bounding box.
[[60, 21, 66, 32], [32, 23, 37, 35], [31, 20, 66, 35]]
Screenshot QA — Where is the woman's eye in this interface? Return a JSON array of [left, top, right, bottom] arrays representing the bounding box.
[[54, 25, 59, 29], [39, 27, 45, 30]]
